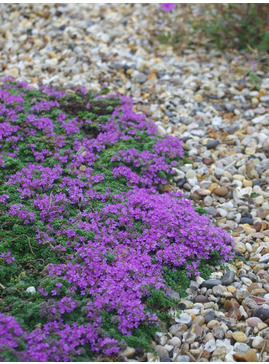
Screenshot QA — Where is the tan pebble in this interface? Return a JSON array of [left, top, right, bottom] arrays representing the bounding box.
[[119, 347, 136, 358], [243, 180, 253, 187], [233, 174, 245, 181], [251, 288, 266, 296], [245, 147, 256, 155], [232, 331, 247, 342], [227, 286, 236, 294], [207, 320, 221, 329], [234, 242, 246, 254], [249, 255, 262, 261], [253, 264, 266, 274], [117, 88, 125, 94], [213, 187, 228, 197], [245, 349, 258, 362], [252, 97, 259, 104], [244, 227, 256, 234], [194, 94, 203, 103], [5, 67, 19, 78], [209, 183, 219, 192], [212, 347, 227, 357], [79, 165, 87, 172], [256, 322, 268, 331]]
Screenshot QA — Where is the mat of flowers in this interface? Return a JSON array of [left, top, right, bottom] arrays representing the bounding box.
[[0, 78, 234, 361]]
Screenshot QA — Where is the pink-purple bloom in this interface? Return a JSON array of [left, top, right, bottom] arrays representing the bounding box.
[[0, 78, 234, 360], [161, 3, 176, 12]]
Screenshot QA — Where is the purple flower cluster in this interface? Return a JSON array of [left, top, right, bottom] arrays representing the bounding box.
[[0, 78, 234, 360]]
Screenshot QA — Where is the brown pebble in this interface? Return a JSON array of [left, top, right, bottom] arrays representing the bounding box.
[[213, 186, 228, 196]]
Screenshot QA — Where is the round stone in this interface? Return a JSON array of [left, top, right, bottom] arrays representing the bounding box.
[[253, 307, 269, 321], [213, 187, 228, 197], [252, 336, 264, 349], [221, 271, 235, 285], [206, 140, 219, 150], [205, 311, 217, 324], [234, 242, 247, 254], [201, 279, 222, 289], [233, 342, 250, 355], [155, 345, 169, 359], [232, 332, 247, 343], [175, 313, 192, 327], [207, 320, 221, 329], [194, 295, 207, 303], [25, 286, 36, 293]]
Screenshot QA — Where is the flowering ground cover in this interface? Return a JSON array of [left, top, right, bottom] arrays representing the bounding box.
[[0, 78, 234, 361]]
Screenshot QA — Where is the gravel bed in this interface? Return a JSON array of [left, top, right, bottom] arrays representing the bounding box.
[[1, 3, 269, 362]]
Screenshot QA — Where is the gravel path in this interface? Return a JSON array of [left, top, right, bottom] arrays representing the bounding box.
[[1, 3, 269, 362]]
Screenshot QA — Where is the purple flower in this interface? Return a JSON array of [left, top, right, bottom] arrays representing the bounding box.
[[161, 3, 176, 12]]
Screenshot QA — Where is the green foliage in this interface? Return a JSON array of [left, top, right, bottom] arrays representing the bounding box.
[[158, 31, 181, 45], [192, 4, 269, 52]]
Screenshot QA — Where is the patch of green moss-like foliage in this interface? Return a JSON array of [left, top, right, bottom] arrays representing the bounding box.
[[0, 78, 234, 361]]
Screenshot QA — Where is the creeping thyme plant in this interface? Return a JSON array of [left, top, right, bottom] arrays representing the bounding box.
[[0, 78, 234, 361]]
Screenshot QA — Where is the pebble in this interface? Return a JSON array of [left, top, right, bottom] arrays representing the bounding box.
[[25, 286, 36, 293], [201, 279, 222, 289], [221, 271, 235, 285], [232, 332, 247, 343], [213, 187, 228, 197], [253, 307, 269, 322]]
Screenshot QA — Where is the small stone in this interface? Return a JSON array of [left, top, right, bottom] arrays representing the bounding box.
[[5, 67, 19, 78], [212, 327, 225, 340], [120, 347, 136, 358], [205, 311, 217, 324], [25, 286, 36, 294], [194, 94, 203, 103], [252, 114, 269, 125], [169, 324, 187, 336], [227, 286, 236, 294], [194, 295, 207, 303], [213, 187, 228, 197], [243, 180, 253, 187], [135, 73, 147, 84], [234, 342, 250, 355], [201, 279, 222, 289], [168, 336, 181, 348], [179, 300, 193, 309], [252, 336, 264, 349], [232, 332, 247, 343], [254, 322, 268, 332], [259, 253, 269, 263], [252, 288, 266, 296], [234, 242, 247, 254], [174, 355, 190, 362], [212, 346, 227, 357], [241, 217, 253, 225], [221, 271, 235, 285], [246, 243, 253, 252], [175, 313, 192, 327], [207, 320, 221, 329], [253, 307, 269, 321], [206, 140, 219, 150], [204, 339, 216, 353], [147, 352, 159, 362], [155, 345, 169, 359], [244, 349, 258, 362]]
